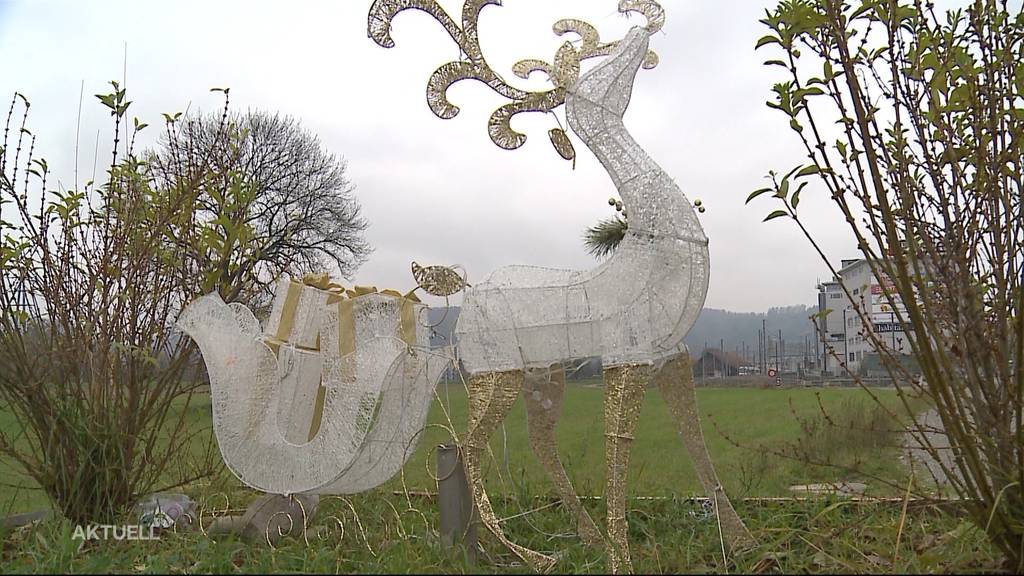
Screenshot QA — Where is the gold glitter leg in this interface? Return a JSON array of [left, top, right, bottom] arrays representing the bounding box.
[[524, 364, 604, 549], [654, 352, 757, 552], [464, 370, 557, 573], [602, 363, 653, 574]]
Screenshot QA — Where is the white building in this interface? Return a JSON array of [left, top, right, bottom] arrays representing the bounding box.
[[815, 274, 850, 375], [817, 259, 912, 375]]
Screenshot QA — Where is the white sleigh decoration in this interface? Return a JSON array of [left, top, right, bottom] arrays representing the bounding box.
[[176, 278, 448, 495]]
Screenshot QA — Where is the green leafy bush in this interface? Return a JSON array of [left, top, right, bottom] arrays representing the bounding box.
[[0, 85, 237, 523], [751, 1, 1024, 568]]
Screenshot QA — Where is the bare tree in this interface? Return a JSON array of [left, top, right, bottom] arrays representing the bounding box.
[[151, 110, 370, 306]]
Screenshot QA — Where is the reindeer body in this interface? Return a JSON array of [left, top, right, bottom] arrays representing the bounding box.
[[368, 3, 755, 572], [446, 27, 751, 573], [457, 30, 707, 375]]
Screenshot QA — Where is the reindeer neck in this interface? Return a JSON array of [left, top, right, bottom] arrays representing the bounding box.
[[566, 28, 706, 244]]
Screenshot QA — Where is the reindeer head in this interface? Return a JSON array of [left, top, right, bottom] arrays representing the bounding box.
[[368, 0, 665, 164]]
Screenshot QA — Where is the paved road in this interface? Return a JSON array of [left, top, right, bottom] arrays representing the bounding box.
[[903, 408, 960, 487]]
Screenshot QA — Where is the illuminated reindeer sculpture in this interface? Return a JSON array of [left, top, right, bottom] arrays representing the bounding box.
[[369, 1, 755, 572]]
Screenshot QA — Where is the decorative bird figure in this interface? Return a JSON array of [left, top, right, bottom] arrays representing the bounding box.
[[411, 262, 469, 297]]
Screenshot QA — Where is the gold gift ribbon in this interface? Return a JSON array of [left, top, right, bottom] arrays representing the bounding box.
[[262, 274, 423, 441], [308, 385, 328, 442], [265, 280, 304, 356]]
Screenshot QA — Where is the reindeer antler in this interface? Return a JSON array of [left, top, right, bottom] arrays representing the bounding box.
[[368, 0, 664, 162]]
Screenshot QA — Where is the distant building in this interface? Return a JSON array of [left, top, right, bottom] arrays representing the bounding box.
[[692, 348, 751, 379], [816, 258, 913, 375], [815, 275, 850, 375]]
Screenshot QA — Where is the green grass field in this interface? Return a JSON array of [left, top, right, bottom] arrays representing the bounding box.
[[0, 492, 1002, 574], [2, 384, 1001, 574], [406, 382, 920, 499], [2, 383, 922, 516]]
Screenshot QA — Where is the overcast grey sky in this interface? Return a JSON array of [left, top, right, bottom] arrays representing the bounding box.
[[0, 0, 941, 312]]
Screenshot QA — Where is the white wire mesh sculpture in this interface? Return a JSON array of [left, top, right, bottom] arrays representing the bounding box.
[[369, 1, 756, 572], [176, 276, 448, 496]]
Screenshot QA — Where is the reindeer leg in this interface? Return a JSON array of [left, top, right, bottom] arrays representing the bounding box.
[[654, 352, 757, 552], [464, 370, 556, 573], [602, 363, 653, 574], [524, 364, 604, 549]]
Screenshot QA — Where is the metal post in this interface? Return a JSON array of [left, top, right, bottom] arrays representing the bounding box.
[[720, 338, 724, 377], [758, 329, 763, 374], [774, 327, 782, 373], [762, 317, 768, 374], [775, 339, 779, 373], [437, 444, 477, 564]]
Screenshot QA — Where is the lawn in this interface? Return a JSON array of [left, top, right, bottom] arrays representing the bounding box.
[[0, 485, 999, 574], [3, 383, 922, 517], [406, 382, 921, 499], [3, 383, 999, 574]]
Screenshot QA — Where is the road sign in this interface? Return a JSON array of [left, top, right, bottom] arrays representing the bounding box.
[[767, 368, 777, 378]]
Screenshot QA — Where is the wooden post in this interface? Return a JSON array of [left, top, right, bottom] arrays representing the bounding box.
[[437, 443, 477, 564]]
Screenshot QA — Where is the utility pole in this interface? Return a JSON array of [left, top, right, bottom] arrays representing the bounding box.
[[702, 341, 707, 384], [757, 329, 763, 374], [762, 317, 767, 374], [720, 338, 725, 377], [775, 339, 780, 373], [778, 329, 783, 373]]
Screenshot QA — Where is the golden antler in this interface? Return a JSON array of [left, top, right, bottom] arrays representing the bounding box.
[[367, 0, 664, 161]]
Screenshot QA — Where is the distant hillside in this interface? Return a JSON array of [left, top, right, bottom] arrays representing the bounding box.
[[683, 305, 818, 357], [427, 304, 817, 360]]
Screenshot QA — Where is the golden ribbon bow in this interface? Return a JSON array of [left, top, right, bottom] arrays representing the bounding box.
[[267, 273, 426, 441], [270, 274, 422, 352]]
